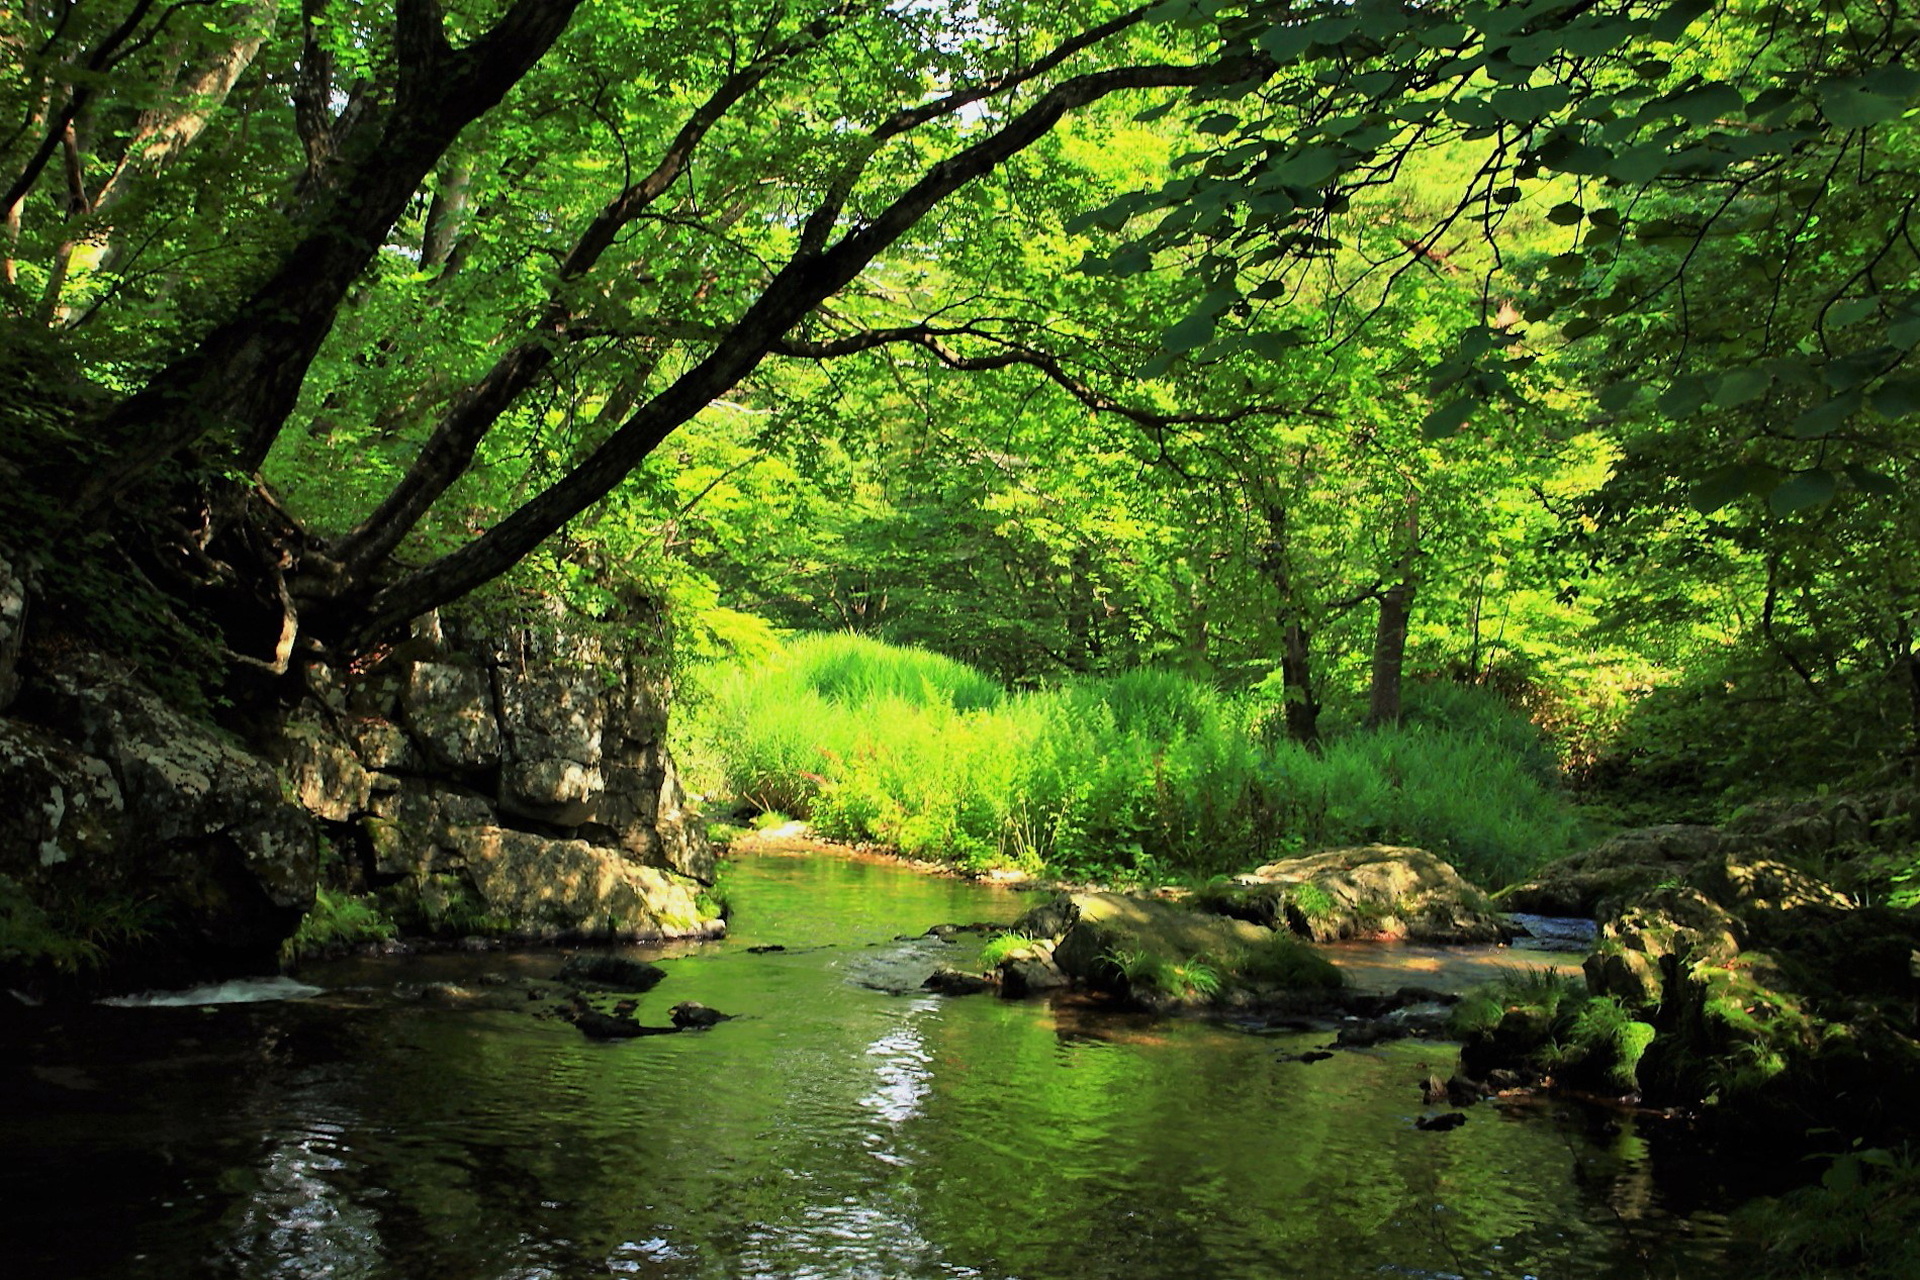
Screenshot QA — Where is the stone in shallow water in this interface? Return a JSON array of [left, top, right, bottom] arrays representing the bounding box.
[[556, 953, 666, 991]]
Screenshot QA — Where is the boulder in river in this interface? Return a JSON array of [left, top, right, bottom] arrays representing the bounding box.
[[1012, 891, 1341, 1010], [923, 968, 996, 996], [1217, 845, 1509, 945], [669, 1001, 734, 1028]]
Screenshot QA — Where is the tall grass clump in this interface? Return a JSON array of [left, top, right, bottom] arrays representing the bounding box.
[[681, 635, 1585, 886], [1271, 722, 1587, 887]]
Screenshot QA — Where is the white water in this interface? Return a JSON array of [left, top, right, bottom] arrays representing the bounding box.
[[99, 975, 324, 1007]]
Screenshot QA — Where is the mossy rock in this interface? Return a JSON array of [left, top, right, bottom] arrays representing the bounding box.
[[1014, 891, 1340, 1008], [1231, 845, 1508, 944]]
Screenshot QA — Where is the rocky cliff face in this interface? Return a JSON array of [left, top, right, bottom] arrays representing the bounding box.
[[276, 617, 717, 942], [0, 582, 717, 990]]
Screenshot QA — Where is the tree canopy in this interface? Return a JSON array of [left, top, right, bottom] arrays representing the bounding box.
[[1, 0, 1915, 788]]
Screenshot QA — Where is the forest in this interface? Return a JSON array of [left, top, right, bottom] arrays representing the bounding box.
[[2, 0, 1918, 1275]]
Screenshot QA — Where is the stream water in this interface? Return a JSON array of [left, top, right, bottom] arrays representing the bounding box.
[[4, 849, 1753, 1279]]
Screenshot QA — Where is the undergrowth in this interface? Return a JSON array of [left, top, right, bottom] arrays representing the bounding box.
[[283, 888, 397, 961], [680, 634, 1586, 885]]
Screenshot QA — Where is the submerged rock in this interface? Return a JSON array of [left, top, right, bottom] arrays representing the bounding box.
[[556, 953, 667, 991]]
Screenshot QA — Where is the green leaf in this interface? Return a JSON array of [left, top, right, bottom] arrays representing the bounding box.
[[1768, 469, 1837, 515], [1790, 394, 1858, 438], [1844, 464, 1901, 497], [1597, 381, 1642, 412], [1821, 85, 1909, 130], [1547, 202, 1585, 226], [1421, 398, 1475, 439], [1275, 147, 1342, 188], [1691, 463, 1769, 514], [1828, 298, 1878, 326], [1664, 82, 1744, 125], [1709, 368, 1770, 408], [1890, 309, 1920, 349], [1414, 21, 1468, 48], [1162, 310, 1217, 354], [1656, 377, 1709, 418], [1871, 379, 1920, 418]]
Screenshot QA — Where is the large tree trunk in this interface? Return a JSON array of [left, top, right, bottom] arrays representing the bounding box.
[[62, 0, 586, 520]]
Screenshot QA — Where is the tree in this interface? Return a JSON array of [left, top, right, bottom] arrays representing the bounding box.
[[1, 0, 1276, 683]]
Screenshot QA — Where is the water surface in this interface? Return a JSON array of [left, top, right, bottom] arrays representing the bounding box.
[[4, 850, 1740, 1278]]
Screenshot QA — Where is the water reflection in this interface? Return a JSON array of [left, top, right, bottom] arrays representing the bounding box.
[[5, 850, 1742, 1280], [221, 1088, 381, 1279]]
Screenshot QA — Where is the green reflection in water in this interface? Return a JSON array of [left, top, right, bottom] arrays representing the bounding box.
[[3, 850, 1728, 1279]]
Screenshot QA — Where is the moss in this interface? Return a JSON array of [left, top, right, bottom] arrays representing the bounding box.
[[1229, 934, 1344, 989]]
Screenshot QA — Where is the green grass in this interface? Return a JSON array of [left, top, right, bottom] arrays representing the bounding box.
[[680, 634, 1587, 886], [979, 931, 1033, 967]]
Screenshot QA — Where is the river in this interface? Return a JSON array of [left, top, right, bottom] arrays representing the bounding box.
[[3, 848, 1749, 1278]]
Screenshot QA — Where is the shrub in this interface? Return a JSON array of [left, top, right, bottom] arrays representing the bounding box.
[[979, 931, 1032, 968]]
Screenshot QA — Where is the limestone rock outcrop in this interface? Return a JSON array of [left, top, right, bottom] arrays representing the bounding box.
[[0, 659, 318, 975], [273, 616, 718, 944]]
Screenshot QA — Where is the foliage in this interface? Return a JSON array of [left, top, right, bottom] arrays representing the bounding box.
[[283, 888, 397, 962], [1737, 1145, 1920, 1280], [1451, 969, 1658, 1091], [0, 876, 103, 972], [979, 931, 1034, 968], [687, 635, 1585, 884]]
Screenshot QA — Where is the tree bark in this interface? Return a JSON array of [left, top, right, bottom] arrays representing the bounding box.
[[63, 0, 587, 520], [1365, 493, 1420, 730]]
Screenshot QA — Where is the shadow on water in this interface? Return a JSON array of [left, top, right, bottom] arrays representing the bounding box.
[[2, 849, 1753, 1279]]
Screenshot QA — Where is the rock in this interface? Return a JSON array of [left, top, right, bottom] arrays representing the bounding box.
[[556, 953, 667, 991], [1415, 1112, 1468, 1132], [399, 660, 502, 774], [0, 549, 28, 714], [447, 826, 715, 941], [1334, 1020, 1398, 1048], [745, 944, 787, 954], [1023, 892, 1269, 996], [1, 660, 318, 975], [923, 968, 996, 996], [669, 1001, 734, 1028], [269, 714, 377, 823], [1499, 824, 1724, 920], [568, 1006, 676, 1039], [1232, 845, 1509, 944], [998, 941, 1070, 997]]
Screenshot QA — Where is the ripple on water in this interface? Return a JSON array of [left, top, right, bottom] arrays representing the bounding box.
[[9, 850, 1743, 1280]]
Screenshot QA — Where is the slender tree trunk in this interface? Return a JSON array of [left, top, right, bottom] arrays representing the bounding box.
[[1280, 619, 1321, 746], [1365, 493, 1420, 730], [1262, 501, 1320, 745]]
